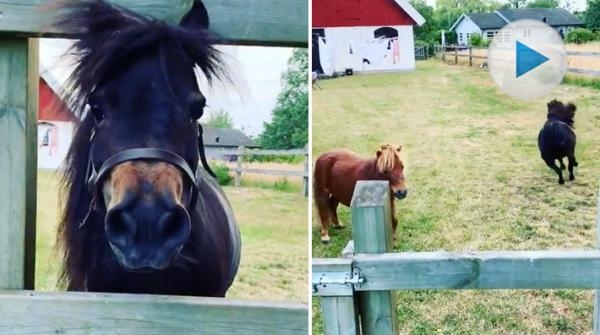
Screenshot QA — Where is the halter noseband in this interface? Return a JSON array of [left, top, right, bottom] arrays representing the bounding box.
[[83, 123, 215, 222]]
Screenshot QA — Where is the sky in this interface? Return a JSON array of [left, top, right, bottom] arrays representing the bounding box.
[[39, 39, 293, 137]]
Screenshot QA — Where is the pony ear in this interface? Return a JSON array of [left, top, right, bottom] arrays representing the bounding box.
[[566, 103, 577, 114], [376, 150, 382, 158], [396, 146, 402, 152], [179, 0, 210, 30]]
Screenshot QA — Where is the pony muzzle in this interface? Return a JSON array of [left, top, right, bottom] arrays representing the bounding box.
[[394, 189, 408, 199], [105, 198, 191, 271]]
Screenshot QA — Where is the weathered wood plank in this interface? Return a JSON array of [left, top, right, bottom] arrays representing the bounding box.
[[0, 290, 308, 335], [567, 67, 600, 77], [0, 37, 36, 290], [0, 1, 192, 34], [351, 181, 397, 335], [0, 1, 308, 47], [321, 297, 360, 335], [203, 0, 307, 47], [593, 184, 600, 335], [313, 258, 360, 334], [354, 250, 600, 290], [221, 149, 307, 156], [233, 168, 306, 177], [567, 51, 600, 57], [24, 38, 39, 290]]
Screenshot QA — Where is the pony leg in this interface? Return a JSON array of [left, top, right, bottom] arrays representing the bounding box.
[[568, 155, 576, 181], [329, 197, 343, 229], [316, 195, 332, 243], [390, 195, 398, 243], [543, 156, 564, 184], [559, 158, 566, 170]]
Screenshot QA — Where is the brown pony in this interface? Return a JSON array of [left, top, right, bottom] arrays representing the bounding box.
[[313, 144, 408, 243]]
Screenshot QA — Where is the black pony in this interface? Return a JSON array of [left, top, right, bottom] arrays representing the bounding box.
[[538, 99, 578, 185], [56, 0, 240, 297]]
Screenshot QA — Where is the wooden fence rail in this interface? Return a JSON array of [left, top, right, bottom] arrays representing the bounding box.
[[440, 46, 600, 77], [312, 180, 600, 335], [222, 145, 309, 196], [0, 290, 308, 335]]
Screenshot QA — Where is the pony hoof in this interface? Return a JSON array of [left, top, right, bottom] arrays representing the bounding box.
[[333, 224, 345, 230], [559, 179, 565, 185], [570, 175, 575, 181], [321, 237, 331, 244]]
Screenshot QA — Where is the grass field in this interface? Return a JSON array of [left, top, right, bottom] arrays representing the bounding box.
[[312, 60, 600, 334], [36, 169, 308, 304]]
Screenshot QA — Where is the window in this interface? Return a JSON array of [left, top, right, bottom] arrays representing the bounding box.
[[466, 33, 471, 41], [459, 33, 463, 42], [486, 31, 497, 39]]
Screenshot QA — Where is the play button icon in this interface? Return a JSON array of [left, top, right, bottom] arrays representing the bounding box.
[[516, 40, 549, 78], [488, 19, 567, 100]]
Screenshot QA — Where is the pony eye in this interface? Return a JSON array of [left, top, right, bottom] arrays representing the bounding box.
[[190, 94, 207, 121], [89, 103, 105, 123]]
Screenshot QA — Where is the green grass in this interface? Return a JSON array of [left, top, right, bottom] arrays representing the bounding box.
[[312, 60, 600, 334], [563, 74, 600, 90], [36, 170, 308, 303]]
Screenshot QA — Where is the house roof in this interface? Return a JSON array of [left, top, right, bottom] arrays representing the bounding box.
[[450, 8, 583, 31], [202, 127, 259, 148], [496, 8, 583, 27], [393, 0, 426, 26], [467, 13, 508, 30]]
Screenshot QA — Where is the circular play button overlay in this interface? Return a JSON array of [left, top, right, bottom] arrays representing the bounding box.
[[488, 19, 567, 100]]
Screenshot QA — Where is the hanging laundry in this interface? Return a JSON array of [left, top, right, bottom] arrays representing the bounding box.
[[318, 36, 335, 76], [49, 127, 58, 156], [349, 38, 390, 67], [392, 38, 400, 64]]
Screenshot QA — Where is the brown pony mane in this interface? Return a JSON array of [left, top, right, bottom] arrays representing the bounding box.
[[375, 144, 401, 173]]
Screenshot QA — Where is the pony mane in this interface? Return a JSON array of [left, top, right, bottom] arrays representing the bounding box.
[[56, 0, 228, 117], [55, 0, 228, 289], [547, 99, 576, 127], [376, 144, 400, 173]]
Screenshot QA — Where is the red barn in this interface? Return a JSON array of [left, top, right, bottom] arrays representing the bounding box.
[[312, 0, 425, 74], [38, 67, 75, 169]]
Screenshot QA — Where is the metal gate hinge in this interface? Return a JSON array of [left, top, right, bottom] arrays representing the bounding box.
[[312, 268, 363, 296]]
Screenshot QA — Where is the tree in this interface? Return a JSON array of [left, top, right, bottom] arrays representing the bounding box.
[[410, 0, 437, 43], [203, 109, 233, 128], [526, 0, 558, 7], [584, 0, 600, 29], [259, 48, 308, 149]]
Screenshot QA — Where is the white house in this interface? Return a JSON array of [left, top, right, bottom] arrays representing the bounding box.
[[450, 8, 584, 45], [312, 0, 425, 74]]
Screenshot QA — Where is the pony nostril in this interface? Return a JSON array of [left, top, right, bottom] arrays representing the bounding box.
[[105, 209, 137, 247], [158, 206, 191, 247]]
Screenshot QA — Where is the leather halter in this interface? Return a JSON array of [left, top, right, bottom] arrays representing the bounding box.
[[83, 124, 215, 219]]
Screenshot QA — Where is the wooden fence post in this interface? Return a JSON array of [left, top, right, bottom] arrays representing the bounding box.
[[469, 47, 473, 67], [593, 183, 600, 335], [0, 37, 38, 290], [351, 181, 397, 335], [234, 145, 244, 187], [313, 258, 360, 335], [454, 47, 458, 65], [303, 144, 308, 197]]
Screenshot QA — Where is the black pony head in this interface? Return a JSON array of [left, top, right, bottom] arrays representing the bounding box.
[[547, 99, 576, 127], [57, 0, 228, 287]]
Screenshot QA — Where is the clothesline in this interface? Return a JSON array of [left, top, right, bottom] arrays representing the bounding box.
[[317, 35, 401, 75]]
